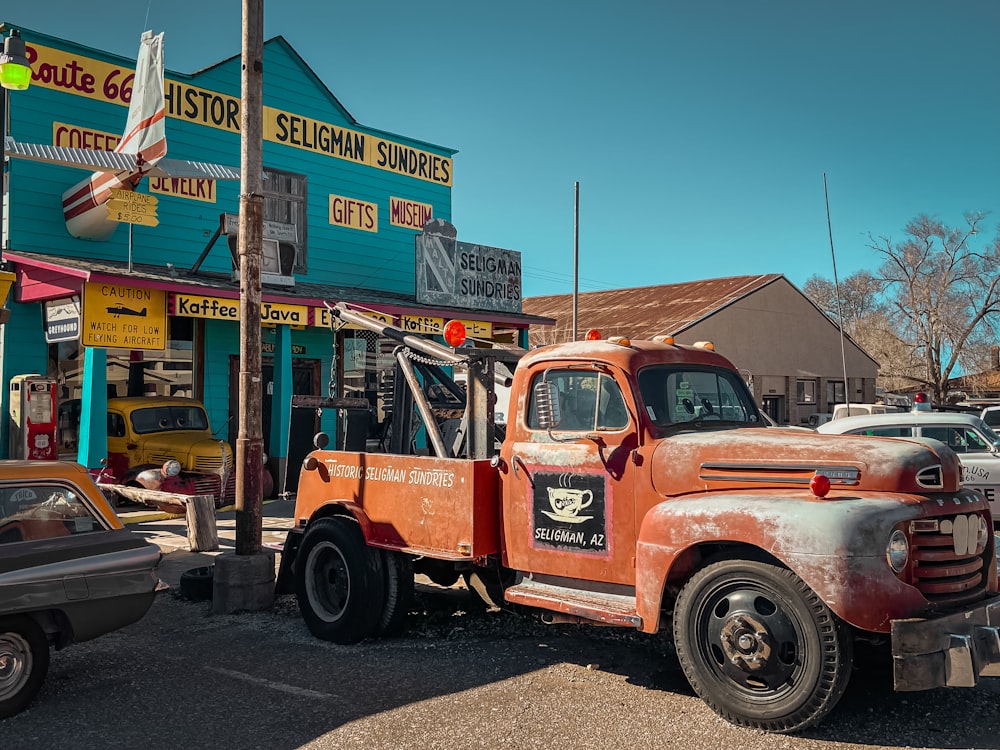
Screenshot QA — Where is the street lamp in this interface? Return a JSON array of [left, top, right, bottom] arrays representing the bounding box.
[[0, 28, 32, 321], [0, 30, 31, 89], [1, 28, 33, 269]]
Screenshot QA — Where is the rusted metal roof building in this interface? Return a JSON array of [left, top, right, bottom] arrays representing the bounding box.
[[522, 274, 879, 425]]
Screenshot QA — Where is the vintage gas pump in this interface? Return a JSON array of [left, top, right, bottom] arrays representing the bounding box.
[[8, 375, 58, 460]]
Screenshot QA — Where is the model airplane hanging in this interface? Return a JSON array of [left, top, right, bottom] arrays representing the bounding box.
[[4, 30, 240, 240]]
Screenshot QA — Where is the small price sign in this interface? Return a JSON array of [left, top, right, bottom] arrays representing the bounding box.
[[106, 189, 159, 227]]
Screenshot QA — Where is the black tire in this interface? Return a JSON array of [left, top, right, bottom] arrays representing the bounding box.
[[295, 516, 385, 644], [179, 566, 215, 601], [0, 615, 50, 719], [378, 550, 414, 636], [672, 557, 853, 733]]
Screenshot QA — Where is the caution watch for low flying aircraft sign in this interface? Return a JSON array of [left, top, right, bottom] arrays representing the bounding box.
[[106, 188, 159, 227]]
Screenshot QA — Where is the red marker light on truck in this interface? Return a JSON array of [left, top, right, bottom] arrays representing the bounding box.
[[586, 329, 601, 340], [443, 320, 467, 347], [810, 473, 831, 498]]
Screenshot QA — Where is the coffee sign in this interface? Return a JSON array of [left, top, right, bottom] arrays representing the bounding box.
[[531, 473, 608, 555]]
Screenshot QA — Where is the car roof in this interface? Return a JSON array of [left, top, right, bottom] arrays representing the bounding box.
[[108, 397, 204, 409], [817, 411, 986, 433]]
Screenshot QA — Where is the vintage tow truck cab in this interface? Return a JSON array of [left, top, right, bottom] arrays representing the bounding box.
[[276, 302, 1000, 733]]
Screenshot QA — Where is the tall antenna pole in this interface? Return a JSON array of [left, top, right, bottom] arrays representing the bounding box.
[[572, 181, 579, 341], [824, 173, 851, 412]]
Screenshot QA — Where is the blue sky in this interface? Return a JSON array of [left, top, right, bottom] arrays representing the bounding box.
[[6, 1, 1000, 298]]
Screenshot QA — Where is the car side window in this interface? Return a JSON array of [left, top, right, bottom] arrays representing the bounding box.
[[964, 429, 992, 452], [858, 427, 912, 438], [0, 483, 102, 544], [923, 427, 970, 453]]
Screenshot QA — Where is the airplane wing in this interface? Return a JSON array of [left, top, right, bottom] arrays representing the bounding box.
[[4, 138, 141, 173], [5, 139, 240, 180], [151, 158, 240, 180]]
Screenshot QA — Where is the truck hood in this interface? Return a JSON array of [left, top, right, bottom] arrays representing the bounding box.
[[650, 427, 962, 497], [139, 433, 228, 471]]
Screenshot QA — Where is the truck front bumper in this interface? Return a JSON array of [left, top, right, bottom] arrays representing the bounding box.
[[892, 596, 1000, 691]]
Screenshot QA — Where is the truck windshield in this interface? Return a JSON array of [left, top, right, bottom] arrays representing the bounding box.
[[637, 366, 761, 429], [129, 405, 210, 434]]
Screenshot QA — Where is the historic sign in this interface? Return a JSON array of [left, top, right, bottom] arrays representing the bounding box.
[[415, 220, 521, 314]]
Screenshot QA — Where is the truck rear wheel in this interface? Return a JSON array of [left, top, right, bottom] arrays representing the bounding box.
[[672, 557, 853, 733], [295, 517, 385, 644], [378, 550, 414, 636]]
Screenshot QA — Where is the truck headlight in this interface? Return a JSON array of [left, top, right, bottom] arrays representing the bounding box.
[[977, 515, 990, 555], [887, 529, 909, 573]]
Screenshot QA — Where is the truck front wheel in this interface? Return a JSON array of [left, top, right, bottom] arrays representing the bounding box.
[[673, 558, 853, 733], [296, 517, 385, 644]]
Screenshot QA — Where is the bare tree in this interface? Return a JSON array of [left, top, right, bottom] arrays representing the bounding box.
[[803, 271, 884, 332], [802, 271, 919, 392], [870, 212, 1000, 402]]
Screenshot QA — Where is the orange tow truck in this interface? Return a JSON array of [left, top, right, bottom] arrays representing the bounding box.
[[276, 302, 1000, 732]]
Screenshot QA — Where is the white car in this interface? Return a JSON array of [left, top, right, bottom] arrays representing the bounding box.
[[982, 405, 1000, 429], [818, 412, 1000, 522]]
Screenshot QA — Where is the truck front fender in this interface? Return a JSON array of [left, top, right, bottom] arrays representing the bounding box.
[[634, 492, 931, 635]]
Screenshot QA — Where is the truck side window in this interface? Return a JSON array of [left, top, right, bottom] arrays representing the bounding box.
[[597, 378, 629, 430], [527, 371, 629, 432], [108, 413, 127, 438], [527, 371, 587, 431]]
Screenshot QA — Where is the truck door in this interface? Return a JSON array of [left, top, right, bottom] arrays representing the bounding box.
[[501, 367, 638, 585]]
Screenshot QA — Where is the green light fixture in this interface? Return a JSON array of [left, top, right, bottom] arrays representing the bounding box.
[[0, 29, 32, 91]]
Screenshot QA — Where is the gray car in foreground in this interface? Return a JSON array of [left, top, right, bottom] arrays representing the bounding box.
[[0, 461, 161, 718]]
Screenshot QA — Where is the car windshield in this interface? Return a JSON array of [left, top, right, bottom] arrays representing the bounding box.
[[977, 420, 1000, 445], [129, 405, 210, 434], [637, 365, 762, 430]]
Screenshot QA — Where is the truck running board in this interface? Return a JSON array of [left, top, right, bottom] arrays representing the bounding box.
[[505, 578, 642, 628]]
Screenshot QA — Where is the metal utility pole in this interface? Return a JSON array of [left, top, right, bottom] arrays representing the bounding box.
[[824, 173, 850, 412], [572, 181, 579, 341], [236, 0, 264, 555]]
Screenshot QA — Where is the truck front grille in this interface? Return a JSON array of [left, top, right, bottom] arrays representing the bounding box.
[[911, 512, 990, 608], [191, 475, 223, 503]]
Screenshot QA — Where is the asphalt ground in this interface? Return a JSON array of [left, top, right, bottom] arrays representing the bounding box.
[[3, 499, 999, 749]]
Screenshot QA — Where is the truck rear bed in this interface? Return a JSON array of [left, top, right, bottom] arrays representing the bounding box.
[[296, 451, 501, 560]]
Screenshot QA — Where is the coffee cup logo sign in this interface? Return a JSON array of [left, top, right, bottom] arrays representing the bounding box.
[[542, 487, 594, 523], [532, 473, 608, 555]]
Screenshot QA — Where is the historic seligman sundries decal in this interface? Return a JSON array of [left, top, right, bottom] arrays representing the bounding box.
[[532, 472, 608, 554], [322, 459, 454, 487]]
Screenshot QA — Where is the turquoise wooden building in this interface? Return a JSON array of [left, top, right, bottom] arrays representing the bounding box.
[[0, 24, 541, 490]]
